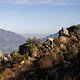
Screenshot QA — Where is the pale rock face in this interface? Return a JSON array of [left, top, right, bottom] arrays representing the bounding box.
[[20, 59, 32, 65], [63, 28, 69, 35], [20, 60, 25, 65], [60, 36, 69, 44], [4, 57, 8, 62], [60, 28, 69, 36]]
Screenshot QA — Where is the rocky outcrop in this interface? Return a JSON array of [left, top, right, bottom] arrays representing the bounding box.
[[59, 28, 70, 37]]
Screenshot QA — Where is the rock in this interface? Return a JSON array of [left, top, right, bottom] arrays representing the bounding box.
[[59, 28, 69, 37], [32, 52, 37, 57], [3, 57, 8, 62], [20, 60, 25, 65], [20, 58, 34, 65], [19, 44, 26, 55], [60, 44, 66, 50], [28, 57, 36, 61], [72, 36, 78, 42], [60, 36, 69, 44], [46, 37, 54, 45]]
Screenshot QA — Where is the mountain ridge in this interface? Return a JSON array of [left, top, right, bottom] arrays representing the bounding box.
[[43, 25, 80, 41], [0, 29, 26, 52]]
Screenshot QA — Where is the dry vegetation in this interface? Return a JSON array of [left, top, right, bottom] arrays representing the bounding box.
[[0, 25, 80, 80]]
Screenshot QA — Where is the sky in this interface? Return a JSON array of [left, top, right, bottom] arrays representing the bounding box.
[[0, 0, 80, 34]]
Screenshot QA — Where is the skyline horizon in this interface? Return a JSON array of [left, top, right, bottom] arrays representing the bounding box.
[[0, 23, 79, 34], [0, 0, 80, 34]]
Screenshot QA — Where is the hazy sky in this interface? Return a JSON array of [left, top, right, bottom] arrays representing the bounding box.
[[0, 0, 80, 34]]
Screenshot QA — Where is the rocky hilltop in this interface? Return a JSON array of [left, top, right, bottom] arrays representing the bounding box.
[[43, 25, 80, 41], [0, 25, 80, 80]]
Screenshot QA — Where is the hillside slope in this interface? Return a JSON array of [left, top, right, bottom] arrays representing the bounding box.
[[0, 25, 80, 80]]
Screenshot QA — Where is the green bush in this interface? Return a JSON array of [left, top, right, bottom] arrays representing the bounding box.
[[11, 52, 21, 61]]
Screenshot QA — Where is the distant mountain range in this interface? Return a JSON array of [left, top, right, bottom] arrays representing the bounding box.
[[21, 34, 49, 39], [0, 29, 26, 53], [42, 32, 59, 41]]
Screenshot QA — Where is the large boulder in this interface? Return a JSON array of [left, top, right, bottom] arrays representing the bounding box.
[[59, 28, 70, 37]]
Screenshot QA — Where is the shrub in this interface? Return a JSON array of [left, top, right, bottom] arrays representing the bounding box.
[[38, 53, 59, 69], [19, 37, 42, 56], [11, 52, 21, 61]]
